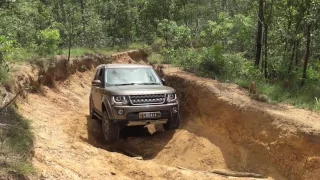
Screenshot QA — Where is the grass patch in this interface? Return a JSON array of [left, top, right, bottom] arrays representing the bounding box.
[[7, 48, 40, 62], [215, 77, 320, 111], [0, 66, 10, 85], [9, 162, 35, 175], [0, 107, 35, 178], [213, 76, 320, 111], [148, 53, 164, 65], [60, 47, 115, 56]]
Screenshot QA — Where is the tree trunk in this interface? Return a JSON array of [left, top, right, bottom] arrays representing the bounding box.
[[68, 25, 73, 62], [301, 24, 311, 86], [80, 0, 86, 46], [59, 0, 66, 23], [165, 23, 168, 47], [288, 41, 296, 75], [196, 2, 200, 35], [222, 0, 227, 10], [255, 0, 264, 67], [295, 40, 300, 66], [183, 0, 187, 26], [264, 24, 268, 78]]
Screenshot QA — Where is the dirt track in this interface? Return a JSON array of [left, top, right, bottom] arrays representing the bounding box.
[[10, 51, 320, 180], [17, 70, 254, 180]]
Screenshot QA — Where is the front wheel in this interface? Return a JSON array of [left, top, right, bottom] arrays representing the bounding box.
[[102, 111, 119, 143], [163, 115, 180, 131]]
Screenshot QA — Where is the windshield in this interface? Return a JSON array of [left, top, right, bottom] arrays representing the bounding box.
[[105, 67, 162, 86]]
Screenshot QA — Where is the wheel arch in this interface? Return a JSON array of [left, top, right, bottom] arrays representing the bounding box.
[[101, 96, 114, 120]]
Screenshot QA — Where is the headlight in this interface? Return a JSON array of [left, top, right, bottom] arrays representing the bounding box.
[[113, 96, 128, 105], [166, 93, 177, 103]]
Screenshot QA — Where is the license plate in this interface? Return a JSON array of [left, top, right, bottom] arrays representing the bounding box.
[[139, 112, 161, 119]]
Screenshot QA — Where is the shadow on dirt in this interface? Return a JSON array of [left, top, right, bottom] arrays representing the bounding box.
[[0, 107, 34, 179], [85, 115, 175, 159]]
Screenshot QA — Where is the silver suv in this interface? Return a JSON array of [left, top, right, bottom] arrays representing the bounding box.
[[89, 64, 180, 143]]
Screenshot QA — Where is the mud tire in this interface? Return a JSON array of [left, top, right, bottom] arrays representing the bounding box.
[[102, 111, 119, 143], [163, 115, 180, 130]]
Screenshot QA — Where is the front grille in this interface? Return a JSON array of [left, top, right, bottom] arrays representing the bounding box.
[[129, 94, 166, 105]]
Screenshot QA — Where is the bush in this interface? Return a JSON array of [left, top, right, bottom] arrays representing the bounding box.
[[0, 65, 9, 84], [157, 19, 191, 48], [198, 46, 224, 75], [163, 45, 262, 81], [36, 29, 60, 56], [149, 53, 164, 65], [0, 35, 14, 84]]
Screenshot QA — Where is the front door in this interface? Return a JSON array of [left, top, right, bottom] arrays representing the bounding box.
[[95, 68, 105, 113], [92, 68, 102, 114]]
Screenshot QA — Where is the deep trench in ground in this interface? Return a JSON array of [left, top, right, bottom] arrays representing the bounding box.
[[11, 51, 320, 180], [17, 71, 240, 180]]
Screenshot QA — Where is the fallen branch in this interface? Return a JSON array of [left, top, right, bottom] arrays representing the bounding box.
[[0, 123, 10, 127], [0, 90, 23, 112], [211, 169, 264, 178], [176, 166, 265, 179], [1, 93, 8, 106], [176, 166, 189, 171], [0, 123, 13, 129]]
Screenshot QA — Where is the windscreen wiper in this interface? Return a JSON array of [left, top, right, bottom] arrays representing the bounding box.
[[115, 83, 136, 86], [137, 83, 161, 85]]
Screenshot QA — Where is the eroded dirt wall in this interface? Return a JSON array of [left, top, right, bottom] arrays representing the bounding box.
[[5, 50, 147, 95], [161, 67, 320, 180]]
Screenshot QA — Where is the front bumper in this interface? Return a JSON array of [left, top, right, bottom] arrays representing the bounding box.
[[110, 102, 179, 126]]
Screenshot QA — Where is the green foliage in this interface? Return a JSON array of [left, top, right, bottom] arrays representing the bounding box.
[[0, 35, 14, 84], [36, 29, 60, 56], [0, 35, 14, 61], [148, 53, 164, 65], [60, 43, 149, 57], [7, 48, 39, 62], [164, 46, 262, 81], [157, 19, 191, 48], [9, 162, 35, 175], [0, 66, 9, 84]]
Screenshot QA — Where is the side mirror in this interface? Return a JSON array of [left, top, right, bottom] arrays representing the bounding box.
[[92, 80, 101, 86], [161, 78, 166, 85]]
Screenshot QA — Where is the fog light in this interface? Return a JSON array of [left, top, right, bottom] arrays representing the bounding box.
[[172, 107, 178, 113], [118, 109, 124, 115]]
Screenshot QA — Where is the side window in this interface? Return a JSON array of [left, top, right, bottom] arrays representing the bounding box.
[[98, 68, 104, 81], [94, 69, 101, 80]]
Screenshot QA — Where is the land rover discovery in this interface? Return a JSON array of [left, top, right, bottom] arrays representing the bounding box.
[[89, 64, 180, 143]]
